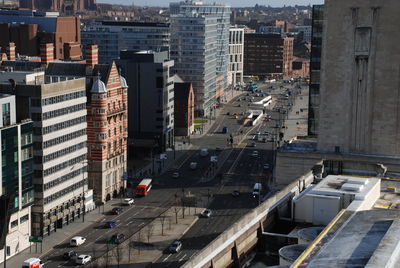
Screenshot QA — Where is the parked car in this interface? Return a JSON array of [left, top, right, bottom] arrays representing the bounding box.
[[75, 255, 91, 265], [111, 207, 124, 215], [263, 164, 270, 170], [251, 151, 259, 158], [202, 209, 212, 218], [109, 233, 125, 244], [169, 240, 182, 253], [232, 190, 240, 197], [172, 172, 180, 178], [250, 142, 256, 147], [63, 250, 77, 260], [123, 198, 134, 206], [70, 236, 86, 247]]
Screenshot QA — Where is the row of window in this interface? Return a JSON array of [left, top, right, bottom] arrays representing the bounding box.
[[39, 142, 86, 164], [44, 167, 86, 191], [37, 116, 86, 135], [10, 214, 29, 229], [44, 179, 86, 205], [31, 103, 86, 121], [43, 129, 86, 149], [43, 154, 86, 177], [31, 91, 86, 107]]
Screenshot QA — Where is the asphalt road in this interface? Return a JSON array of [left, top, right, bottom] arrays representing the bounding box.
[[42, 80, 303, 267]]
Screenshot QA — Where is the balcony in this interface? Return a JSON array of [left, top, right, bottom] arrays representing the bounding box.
[[107, 106, 126, 117]]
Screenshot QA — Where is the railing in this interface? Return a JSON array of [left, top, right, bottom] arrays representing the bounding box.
[[107, 107, 126, 117]]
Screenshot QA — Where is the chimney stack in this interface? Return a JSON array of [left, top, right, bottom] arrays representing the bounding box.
[[86, 44, 98, 68], [6, 42, 16, 61], [40, 43, 54, 65]]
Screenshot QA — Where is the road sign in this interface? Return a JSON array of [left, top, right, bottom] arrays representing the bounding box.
[[29, 236, 43, 243]]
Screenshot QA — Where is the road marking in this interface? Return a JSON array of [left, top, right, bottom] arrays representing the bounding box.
[[179, 254, 187, 262], [163, 254, 172, 262]]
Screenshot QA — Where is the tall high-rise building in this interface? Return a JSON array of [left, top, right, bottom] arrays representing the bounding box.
[[81, 21, 170, 64], [0, 94, 33, 263], [228, 25, 244, 87], [0, 70, 91, 237], [117, 50, 175, 153], [170, 0, 230, 116], [307, 5, 324, 137]]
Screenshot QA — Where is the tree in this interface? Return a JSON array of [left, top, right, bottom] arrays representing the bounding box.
[[159, 213, 167, 236], [113, 244, 123, 268], [128, 236, 134, 262], [173, 206, 180, 224], [146, 222, 154, 244], [137, 230, 143, 255]]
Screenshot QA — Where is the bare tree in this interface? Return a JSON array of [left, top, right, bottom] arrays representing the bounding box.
[[137, 230, 143, 255], [128, 236, 134, 262], [113, 244, 123, 268], [159, 213, 167, 236], [146, 222, 154, 244], [104, 243, 110, 268], [181, 200, 186, 219], [90, 246, 99, 268], [173, 206, 180, 224], [168, 215, 172, 230]]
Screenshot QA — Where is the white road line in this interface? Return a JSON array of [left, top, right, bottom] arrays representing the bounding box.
[[163, 254, 172, 262], [179, 254, 187, 262]]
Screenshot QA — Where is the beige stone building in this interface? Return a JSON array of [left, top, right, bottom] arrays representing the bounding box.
[[276, 0, 400, 184]]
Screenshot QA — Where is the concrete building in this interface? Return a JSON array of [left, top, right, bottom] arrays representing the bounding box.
[[174, 82, 195, 136], [170, 0, 230, 116], [0, 95, 33, 263], [228, 26, 244, 87], [244, 33, 293, 79], [308, 5, 324, 137], [0, 70, 91, 237], [276, 0, 400, 185], [258, 25, 284, 35], [45, 45, 128, 203], [294, 25, 312, 43], [81, 21, 170, 64], [0, 9, 81, 60], [117, 50, 174, 153]]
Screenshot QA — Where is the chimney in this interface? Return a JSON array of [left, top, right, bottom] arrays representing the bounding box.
[[86, 44, 98, 68], [6, 42, 16, 61], [40, 43, 54, 65]]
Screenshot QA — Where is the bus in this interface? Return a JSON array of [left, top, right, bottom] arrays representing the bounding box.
[[135, 178, 152, 196]]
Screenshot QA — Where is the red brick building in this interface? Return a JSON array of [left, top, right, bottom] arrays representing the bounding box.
[[174, 82, 195, 136], [0, 10, 81, 60], [46, 45, 128, 202]]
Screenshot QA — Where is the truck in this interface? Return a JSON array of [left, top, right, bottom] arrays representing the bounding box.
[[22, 258, 44, 268], [135, 178, 152, 196]]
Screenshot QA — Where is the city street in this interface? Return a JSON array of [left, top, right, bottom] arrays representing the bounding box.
[[20, 80, 306, 268]]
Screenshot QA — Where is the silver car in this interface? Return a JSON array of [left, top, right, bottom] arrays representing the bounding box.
[[169, 240, 182, 253], [202, 209, 212, 218]]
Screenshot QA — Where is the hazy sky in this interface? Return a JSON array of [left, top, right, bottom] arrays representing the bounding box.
[[97, 0, 324, 8]]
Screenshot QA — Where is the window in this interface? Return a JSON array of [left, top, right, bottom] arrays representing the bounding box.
[[21, 147, 33, 161], [20, 214, 29, 224], [2, 103, 10, 125], [21, 133, 32, 146], [10, 220, 18, 229]]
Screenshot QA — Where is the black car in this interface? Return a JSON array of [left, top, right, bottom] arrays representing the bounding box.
[[63, 250, 78, 260], [111, 207, 123, 215], [110, 233, 125, 244]]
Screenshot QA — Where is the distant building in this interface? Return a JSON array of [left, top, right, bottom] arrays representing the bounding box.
[[0, 69, 91, 237], [295, 25, 312, 43], [81, 21, 170, 64], [0, 10, 81, 60], [258, 25, 283, 35], [0, 0, 18, 8], [117, 50, 174, 153], [244, 33, 293, 78], [0, 94, 33, 263], [174, 82, 195, 136], [170, 0, 230, 116], [19, 0, 96, 14], [228, 26, 244, 87], [308, 5, 324, 137], [45, 45, 129, 203], [292, 57, 310, 78]]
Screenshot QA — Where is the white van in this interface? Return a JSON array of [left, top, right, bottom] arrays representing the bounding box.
[[253, 183, 262, 196], [200, 149, 209, 157], [70, 236, 86, 246], [22, 258, 44, 268]]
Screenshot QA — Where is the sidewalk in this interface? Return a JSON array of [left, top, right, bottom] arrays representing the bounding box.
[[5, 198, 122, 267], [91, 206, 201, 267]]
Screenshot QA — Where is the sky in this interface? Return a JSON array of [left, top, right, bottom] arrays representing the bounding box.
[[96, 0, 324, 8]]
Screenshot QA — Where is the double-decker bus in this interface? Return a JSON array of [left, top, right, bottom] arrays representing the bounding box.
[[135, 178, 152, 196]]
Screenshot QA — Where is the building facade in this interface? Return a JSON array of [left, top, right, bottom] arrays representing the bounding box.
[[19, 0, 96, 13], [0, 9, 81, 60], [244, 33, 293, 78], [45, 45, 128, 203], [307, 5, 324, 137], [0, 94, 33, 263], [174, 82, 195, 136], [228, 26, 244, 87], [294, 25, 312, 43], [170, 0, 230, 116], [0, 71, 91, 237], [117, 50, 174, 153], [81, 21, 170, 64]]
